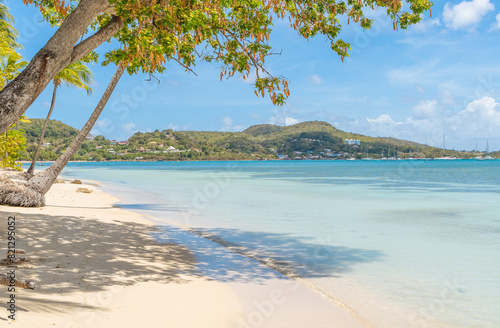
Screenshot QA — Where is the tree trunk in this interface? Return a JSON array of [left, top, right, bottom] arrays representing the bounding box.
[[27, 84, 58, 175], [27, 65, 125, 195], [0, 0, 122, 134]]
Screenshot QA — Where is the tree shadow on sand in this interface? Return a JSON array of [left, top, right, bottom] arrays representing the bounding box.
[[0, 212, 384, 319], [0, 213, 195, 319]]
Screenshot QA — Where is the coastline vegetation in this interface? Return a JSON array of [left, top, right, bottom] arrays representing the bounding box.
[[14, 119, 492, 162]]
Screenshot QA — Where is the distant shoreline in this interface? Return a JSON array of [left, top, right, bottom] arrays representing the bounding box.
[[20, 157, 499, 165]]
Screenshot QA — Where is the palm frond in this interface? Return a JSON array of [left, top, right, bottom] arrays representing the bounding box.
[[55, 60, 94, 95]]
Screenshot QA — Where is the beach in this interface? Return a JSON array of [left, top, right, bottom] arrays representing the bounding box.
[[0, 178, 366, 327]]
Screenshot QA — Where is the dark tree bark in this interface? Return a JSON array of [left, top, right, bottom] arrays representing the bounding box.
[[0, 0, 122, 134]]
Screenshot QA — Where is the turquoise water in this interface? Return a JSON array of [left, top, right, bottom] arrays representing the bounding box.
[[59, 160, 500, 327]]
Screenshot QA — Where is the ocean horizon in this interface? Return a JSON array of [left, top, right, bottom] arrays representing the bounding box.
[[56, 160, 500, 328]]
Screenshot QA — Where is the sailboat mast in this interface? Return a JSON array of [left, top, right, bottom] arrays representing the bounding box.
[[443, 134, 446, 157]]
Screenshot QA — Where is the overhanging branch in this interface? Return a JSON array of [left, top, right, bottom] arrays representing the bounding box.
[[71, 15, 124, 63]]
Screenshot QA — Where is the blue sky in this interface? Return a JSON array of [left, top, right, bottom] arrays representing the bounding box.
[[6, 0, 500, 150]]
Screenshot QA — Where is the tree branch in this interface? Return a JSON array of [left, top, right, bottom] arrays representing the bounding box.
[[71, 15, 124, 63]]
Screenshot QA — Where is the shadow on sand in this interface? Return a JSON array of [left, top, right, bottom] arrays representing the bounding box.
[[0, 212, 383, 320]]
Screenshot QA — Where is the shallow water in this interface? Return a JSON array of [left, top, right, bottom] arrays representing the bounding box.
[[59, 160, 500, 328]]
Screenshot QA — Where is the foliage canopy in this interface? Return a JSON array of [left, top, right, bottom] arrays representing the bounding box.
[[23, 0, 432, 105]]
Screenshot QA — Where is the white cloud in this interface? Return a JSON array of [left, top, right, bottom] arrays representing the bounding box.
[[335, 97, 500, 149], [222, 115, 233, 127], [270, 116, 299, 126], [90, 119, 113, 136], [443, 0, 494, 30], [411, 18, 441, 33], [95, 120, 110, 128], [308, 74, 322, 85], [166, 123, 179, 131], [122, 122, 137, 134], [455, 96, 500, 131], [492, 13, 500, 30], [221, 115, 245, 131], [439, 88, 457, 105], [412, 100, 439, 119], [286, 117, 299, 125], [269, 108, 299, 126]]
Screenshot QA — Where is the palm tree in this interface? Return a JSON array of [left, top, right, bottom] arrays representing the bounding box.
[[0, 52, 27, 88], [27, 64, 124, 196], [0, 1, 21, 55], [27, 60, 93, 175], [0, 0, 23, 87]]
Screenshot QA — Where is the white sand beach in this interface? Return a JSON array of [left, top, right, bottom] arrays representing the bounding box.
[[0, 179, 367, 327]]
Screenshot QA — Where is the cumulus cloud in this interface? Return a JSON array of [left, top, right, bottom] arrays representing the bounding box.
[[269, 108, 299, 126], [122, 122, 137, 134], [222, 115, 233, 127], [308, 74, 322, 85], [492, 13, 500, 30], [335, 97, 500, 149], [91, 119, 114, 136], [412, 100, 439, 119], [221, 115, 245, 131], [443, 0, 495, 30]]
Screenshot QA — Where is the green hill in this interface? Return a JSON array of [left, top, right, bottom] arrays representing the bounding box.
[[17, 119, 466, 161], [17, 119, 79, 161]]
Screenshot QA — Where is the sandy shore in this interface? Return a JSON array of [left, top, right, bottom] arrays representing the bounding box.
[[0, 179, 367, 327]]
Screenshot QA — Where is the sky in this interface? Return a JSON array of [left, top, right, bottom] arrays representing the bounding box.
[[6, 0, 500, 151]]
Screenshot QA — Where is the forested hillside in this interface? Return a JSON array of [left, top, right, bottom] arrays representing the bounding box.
[[16, 120, 475, 161]]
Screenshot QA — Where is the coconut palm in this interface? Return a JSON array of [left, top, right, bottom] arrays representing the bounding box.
[[26, 65, 124, 198], [27, 60, 93, 175], [0, 0, 22, 84], [0, 1, 19, 51]]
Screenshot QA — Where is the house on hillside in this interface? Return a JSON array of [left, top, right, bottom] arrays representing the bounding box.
[[344, 139, 360, 146], [119, 141, 129, 145], [86, 134, 94, 141], [110, 140, 118, 145], [42, 142, 51, 148]]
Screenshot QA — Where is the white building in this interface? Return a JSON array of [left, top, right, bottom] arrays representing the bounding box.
[[344, 139, 360, 146]]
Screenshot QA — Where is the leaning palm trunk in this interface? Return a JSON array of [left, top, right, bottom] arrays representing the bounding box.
[[27, 84, 58, 175], [26, 65, 124, 196]]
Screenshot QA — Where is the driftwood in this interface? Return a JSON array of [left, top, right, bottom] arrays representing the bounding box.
[[0, 249, 36, 289], [0, 274, 36, 289], [0, 257, 33, 265]]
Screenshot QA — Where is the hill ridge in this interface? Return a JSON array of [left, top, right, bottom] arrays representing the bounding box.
[[15, 119, 465, 161]]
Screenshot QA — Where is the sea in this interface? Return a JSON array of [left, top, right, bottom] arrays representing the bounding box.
[[56, 160, 500, 328]]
